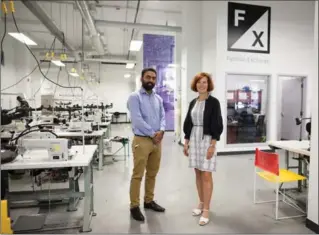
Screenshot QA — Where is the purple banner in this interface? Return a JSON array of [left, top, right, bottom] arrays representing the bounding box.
[[143, 34, 175, 131]]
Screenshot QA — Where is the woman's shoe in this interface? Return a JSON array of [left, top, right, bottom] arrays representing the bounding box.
[[192, 202, 203, 216], [199, 209, 210, 226]]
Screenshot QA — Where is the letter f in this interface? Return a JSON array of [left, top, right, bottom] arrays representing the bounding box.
[[234, 10, 245, 27]]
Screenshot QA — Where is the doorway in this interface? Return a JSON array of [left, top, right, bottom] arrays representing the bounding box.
[[278, 76, 307, 140]]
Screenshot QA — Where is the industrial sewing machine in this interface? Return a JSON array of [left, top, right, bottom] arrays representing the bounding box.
[[18, 138, 73, 161], [68, 120, 92, 133], [38, 115, 55, 124]]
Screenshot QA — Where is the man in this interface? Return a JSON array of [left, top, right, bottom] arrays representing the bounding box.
[[127, 68, 166, 222], [16, 96, 30, 109]]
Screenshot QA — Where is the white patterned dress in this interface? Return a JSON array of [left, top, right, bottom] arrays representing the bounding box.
[[189, 100, 217, 172]]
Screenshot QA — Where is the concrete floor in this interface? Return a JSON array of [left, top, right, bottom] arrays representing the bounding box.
[[9, 124, 313, 234]]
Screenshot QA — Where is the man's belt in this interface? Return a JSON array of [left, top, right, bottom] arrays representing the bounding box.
[[134, 135, 152, 138]]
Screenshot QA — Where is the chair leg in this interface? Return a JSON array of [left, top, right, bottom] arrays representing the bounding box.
[[253, 169, 257, 204], [275, 183, 279, 220]]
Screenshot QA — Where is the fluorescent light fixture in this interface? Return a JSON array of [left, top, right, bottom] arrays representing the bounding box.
[[51, 60, 65, 67], [168, 64, 177, 68], [8, 32, 37, 45], [126, 63, 135, 69], [250, 80, 265, 83], [69, 72, 79, 77], [129, 40, 143, 51], [69, 68, 79, 77], [124, 74, 131, 78]]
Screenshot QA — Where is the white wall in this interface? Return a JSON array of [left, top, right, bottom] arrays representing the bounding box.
[[307, 0, 318, 226], [1, 26, 34, 109], [199, 1, 315, 151], [179, 1, 202, 143], [201, 1, 218, 77]]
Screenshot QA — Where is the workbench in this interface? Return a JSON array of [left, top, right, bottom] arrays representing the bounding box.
[[267, 140, 310, 191], [55, 130, 108, 171], [1, 145, 97, 233]]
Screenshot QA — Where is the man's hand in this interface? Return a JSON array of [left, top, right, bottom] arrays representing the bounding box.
[[206, 145, 215, 160], [152, 131, 164, 144]]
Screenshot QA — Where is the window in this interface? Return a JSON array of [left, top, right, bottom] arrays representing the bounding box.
[[226, 74, 269, 145]]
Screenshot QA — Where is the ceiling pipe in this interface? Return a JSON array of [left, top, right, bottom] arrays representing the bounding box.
[[33, 48, 94, 54], [84, 56, 136, 64], [95, 20, 182, 32], [3, 17, 182, 33], [32, 49, 136, 64], [21, 0, 78, 57], [75, 0, 105, 55], [47, 1, 182, 14]]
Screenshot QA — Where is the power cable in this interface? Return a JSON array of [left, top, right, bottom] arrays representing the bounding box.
[[31, 61, 52, 97], [53, 67, 61, 96], [1, 10, 7, 65], [11, 11, 82, 91], [1, 64, 38, 91], [32, 37, 57, 96], [1, 36, 57, 92]]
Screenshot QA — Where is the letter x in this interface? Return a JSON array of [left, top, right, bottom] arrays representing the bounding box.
[[252, 31, 264, 47]]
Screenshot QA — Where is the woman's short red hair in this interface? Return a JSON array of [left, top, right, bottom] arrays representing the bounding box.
[[190, 72, 214, 92]]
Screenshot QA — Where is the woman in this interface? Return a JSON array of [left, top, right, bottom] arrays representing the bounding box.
[[183, 72, 223, 226]]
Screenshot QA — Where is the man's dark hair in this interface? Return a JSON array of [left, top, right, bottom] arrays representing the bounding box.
[[141, 68, 157, 78]]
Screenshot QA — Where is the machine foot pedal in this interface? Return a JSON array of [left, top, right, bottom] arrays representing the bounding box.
[[12, 214, 46, 233]]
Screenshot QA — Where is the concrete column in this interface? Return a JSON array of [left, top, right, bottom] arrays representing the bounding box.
[[180, 1, 202, 143]]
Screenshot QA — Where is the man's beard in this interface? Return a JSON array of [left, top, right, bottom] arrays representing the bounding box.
[[142, 81, 155, 91]]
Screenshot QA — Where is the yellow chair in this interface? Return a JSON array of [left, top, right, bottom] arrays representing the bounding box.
[[253, 149, 307, 220], [1, 200, 13, 234]]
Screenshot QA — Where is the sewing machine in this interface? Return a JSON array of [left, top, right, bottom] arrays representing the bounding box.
[[18, 138, 72, 161], [39, 115, 55, 124], [68, 120, 92, 133], [1, 120, 25, 139]]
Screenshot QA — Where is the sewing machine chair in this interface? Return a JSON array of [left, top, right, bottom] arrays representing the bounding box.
[[238, 112, 256, 143], [113, 112, 120, 123]]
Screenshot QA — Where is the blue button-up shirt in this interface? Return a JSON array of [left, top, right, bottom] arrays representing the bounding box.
[[127, 87, 166, 137]]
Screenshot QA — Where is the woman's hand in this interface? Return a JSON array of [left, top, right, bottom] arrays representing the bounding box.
[[206, 145, 215, 160], [183, 144, 189, 157]]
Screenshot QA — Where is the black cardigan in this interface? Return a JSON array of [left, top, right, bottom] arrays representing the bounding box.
[[183, 95, 223, 141]]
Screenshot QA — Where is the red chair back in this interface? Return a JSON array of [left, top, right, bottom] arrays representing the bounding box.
[[255, 149, 279, 176]]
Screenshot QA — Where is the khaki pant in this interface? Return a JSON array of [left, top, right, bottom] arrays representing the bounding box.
[[130, 136, 161, 208]]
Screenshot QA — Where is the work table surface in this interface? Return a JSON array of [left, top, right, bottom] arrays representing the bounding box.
[[1, 145, 98, 170], [55, 130, 105, 137], [267, 140, 311, 156]]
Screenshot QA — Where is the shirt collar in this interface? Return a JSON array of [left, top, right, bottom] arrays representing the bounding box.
[[140, 87, 155, 95]]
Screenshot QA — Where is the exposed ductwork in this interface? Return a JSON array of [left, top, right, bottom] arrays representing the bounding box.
[[21, 0, 78, 59], [3, 16, 182, 33], [75, 0, 105, 55], [95, 20, 182, 33]]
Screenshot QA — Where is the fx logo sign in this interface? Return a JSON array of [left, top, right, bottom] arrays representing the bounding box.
[[227, 2, 271, 54]]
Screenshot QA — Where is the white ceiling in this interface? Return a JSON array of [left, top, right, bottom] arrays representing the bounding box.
[[5, 0, 182, 59]]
